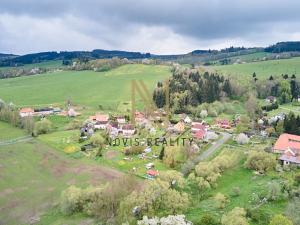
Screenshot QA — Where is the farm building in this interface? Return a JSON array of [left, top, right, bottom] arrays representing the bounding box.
[[273, 133, 300, 166]]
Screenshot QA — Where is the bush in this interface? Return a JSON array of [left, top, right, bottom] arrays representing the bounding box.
[[124, 146, 144, 155], [221, 207, 248, 225], [195, 214, 220, 225], [90, 133, 105, 146], [244, 151, 277, 173], [60, 186, 83, 215], [214, 193, 229, 209], [208, 106, 218, 117], [269, 214, 293, 225], [236, 133, 249, 145], [34, 119, 52, 135]]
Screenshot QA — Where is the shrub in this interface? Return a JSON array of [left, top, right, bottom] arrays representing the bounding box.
[[90, 133, 105, 146], [214, 193, 229, 209], [269, 214, 293, 225], [244, 151, 277, 173], [124, 145, 144, 155], [221, 207, 249, 225], [60, 186, 83, 215], [34, 119, 52, 135]]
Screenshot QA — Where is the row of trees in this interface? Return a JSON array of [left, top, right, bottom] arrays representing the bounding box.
[[0, 99, 52, 135]]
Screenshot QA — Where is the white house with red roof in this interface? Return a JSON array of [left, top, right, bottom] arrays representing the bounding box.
[[122, 124, 135, 137], [89, 114, 109, 129], [273, 133, 300, 166], [19, 108, 34, 117]]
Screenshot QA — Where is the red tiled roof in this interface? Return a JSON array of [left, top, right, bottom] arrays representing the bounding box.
[[147, 170, 158, 176], [90, 114, 109, 122], [192, 124, 206, 130], [274, 133, 300, 153], [193, 130, 206, 139], [20, 108, 34, 113], [122, 124, 134, 130]]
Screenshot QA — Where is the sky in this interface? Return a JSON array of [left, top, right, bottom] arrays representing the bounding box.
[[0, 0, 300, 55]]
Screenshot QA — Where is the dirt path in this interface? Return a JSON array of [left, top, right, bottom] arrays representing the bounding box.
[[0, 136, 33, 146], [194, 132, 232, 164]]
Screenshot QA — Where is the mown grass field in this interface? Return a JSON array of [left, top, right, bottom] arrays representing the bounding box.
[[210, 57, 300, 82], [0, 64, 171, 110]]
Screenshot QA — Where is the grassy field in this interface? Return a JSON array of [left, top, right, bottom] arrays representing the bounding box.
[[0, 64, 171, 110], [0, 121, 26, 141], [210, 57, 300, 82], [0, 135, 123, 225], [186, 147, 288, 224], [0, 60, 64, 72]]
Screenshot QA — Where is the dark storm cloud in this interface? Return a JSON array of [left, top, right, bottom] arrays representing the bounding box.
[[0, 0, 300, 54]]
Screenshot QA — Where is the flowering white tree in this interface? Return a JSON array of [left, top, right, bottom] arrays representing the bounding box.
[[236, 133, 249, 145], [200, 110, 208, 118], [138, 215, 192, 225]]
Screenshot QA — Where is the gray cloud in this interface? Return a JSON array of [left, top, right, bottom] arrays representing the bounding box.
[[0, 0, 300, 54]]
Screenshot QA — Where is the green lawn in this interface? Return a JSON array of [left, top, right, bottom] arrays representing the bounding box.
[[186, 148, 288, 225], [0, 64, 171, 110], [0, 121, 26, 141], [210, 57, 300, 83], [0, 139, 123, 225]]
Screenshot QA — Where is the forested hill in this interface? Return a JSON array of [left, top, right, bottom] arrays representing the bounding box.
[[0, 50, 151, 67], [265, 41, 300, 53]]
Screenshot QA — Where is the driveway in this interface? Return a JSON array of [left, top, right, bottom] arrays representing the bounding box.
[[194, 132, 232, 163]]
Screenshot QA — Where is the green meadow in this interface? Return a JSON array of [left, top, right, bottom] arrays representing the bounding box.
[[0, 121, 26, 141], [0, 64, 171, 110], [0, 123, 123, 225], [210, 57, 300, 82], [0, 60, 64, 72]]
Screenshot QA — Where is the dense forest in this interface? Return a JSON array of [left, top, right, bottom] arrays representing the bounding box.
[[265, 41, 300, 53], [0, 50, 151, 67], [153, 67, 233, 113]]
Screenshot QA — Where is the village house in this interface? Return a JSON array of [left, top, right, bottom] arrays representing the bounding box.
[[122, 124, 135, 137], [19, 108, 34, 117], [106, 121, 120, 137], [116, 116, 126, 124], [89, 114, 109, 129], [191, 122, 207, 140], [273, 133, 300, 166], [146, 170, 159, 179], [135, 111, 146, 124], [173, 121, 185, 134]]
